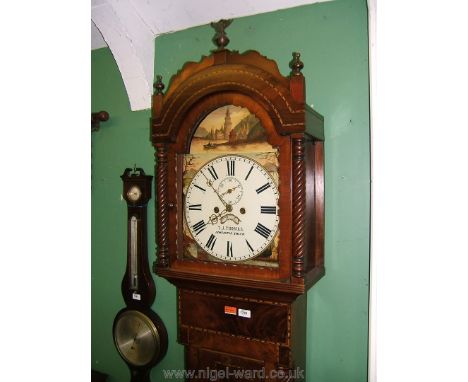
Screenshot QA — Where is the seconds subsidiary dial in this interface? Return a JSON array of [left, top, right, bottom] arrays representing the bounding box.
[[185, 155, 279, 262]]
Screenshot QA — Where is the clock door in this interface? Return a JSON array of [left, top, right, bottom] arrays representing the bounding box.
[[166, 94, 293, 283]]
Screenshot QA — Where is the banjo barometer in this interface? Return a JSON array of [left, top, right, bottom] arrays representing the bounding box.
[[113, 167, 168, 382]]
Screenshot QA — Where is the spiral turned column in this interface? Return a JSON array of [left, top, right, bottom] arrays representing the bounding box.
[[155, 144, 169, 268], [292, 137, 306, 278]]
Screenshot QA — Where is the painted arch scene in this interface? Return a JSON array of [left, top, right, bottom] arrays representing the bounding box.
[[189, 105, 274, 153]]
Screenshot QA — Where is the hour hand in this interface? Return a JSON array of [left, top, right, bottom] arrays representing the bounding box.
[[221, 185, 240, 196]]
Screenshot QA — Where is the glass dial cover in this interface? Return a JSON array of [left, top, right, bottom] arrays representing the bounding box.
[[114, 310, 161, 366]]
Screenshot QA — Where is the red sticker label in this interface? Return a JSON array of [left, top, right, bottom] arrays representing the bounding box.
[[224, 305, 237, 315]]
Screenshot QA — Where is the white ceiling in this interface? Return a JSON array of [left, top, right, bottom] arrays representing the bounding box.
[[91, 0, 332, 110]]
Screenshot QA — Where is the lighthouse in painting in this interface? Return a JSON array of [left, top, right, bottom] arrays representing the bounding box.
[[223, 107, 232, 140], [190, 105, 271, 152]]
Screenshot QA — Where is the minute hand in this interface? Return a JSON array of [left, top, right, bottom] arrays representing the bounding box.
[[201, 172, 228, 207]]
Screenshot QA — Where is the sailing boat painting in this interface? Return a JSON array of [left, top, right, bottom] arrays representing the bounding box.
[[184, 105, 279, 266], [189, 105, 274, 153]]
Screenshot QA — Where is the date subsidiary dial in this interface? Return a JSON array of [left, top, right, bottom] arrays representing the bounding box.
[[184, 155, 279, 262]]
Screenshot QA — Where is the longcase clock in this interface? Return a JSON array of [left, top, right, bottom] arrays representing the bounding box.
[[151, 21, 324, 380]]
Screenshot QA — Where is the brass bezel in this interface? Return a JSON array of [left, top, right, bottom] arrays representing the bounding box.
[[113, 309, 161, 367]]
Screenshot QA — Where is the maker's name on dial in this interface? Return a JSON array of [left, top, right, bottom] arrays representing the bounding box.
[[215, 225, 244, 236]]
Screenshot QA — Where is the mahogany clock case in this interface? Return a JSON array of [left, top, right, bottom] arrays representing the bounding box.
[[151, 23, 324, 378], [152, 49, 325, 298]]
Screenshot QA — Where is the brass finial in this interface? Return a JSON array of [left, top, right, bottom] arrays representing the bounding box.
[[154, 75, 165, 95], [210, 19, 233, 50], [289, 52, 304, 76]]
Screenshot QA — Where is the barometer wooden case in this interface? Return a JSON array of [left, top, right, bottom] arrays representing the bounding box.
[[113, 168, 168, 382], [152, 21, 324, 380]]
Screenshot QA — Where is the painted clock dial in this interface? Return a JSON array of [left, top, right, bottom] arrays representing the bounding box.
[[184, 154, 279, 262]]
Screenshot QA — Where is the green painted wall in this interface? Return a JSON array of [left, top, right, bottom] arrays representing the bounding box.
[[91, 1, 370, 381]]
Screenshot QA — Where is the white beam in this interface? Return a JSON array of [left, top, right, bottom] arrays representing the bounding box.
[[133, 0, 333, 35], [92, 0, 154, 111], [91, 0, 334, 111]]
